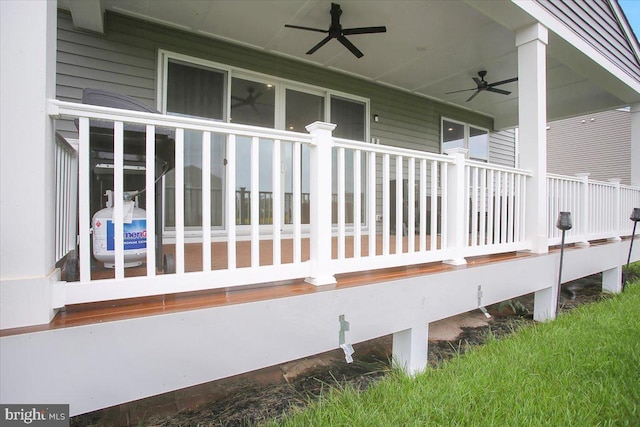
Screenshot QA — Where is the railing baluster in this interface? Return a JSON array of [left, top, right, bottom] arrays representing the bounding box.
[[272, 139, 281, 266], [251, 136, 260, 267], [430, 160, 438, 250], [202, 131, 212, 271], [293, 142, 301, 263], [382, 153, 390, 255], [395, 155, 403, 254], [407, 157, 415, 252], [78, 117, 91, 282], [113, 121, 125, 280], [145, 125, 156, 276], [175, 128, 185, 274], [337, 146, 346, 260], [367, 151, 376, 257], [226, 135, 237, 269], [353, 149, 362, 258]]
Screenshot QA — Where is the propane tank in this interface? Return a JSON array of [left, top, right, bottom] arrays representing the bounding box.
[[93, 191, 147, 268]]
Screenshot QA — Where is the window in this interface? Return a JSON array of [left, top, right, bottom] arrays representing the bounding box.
[[331, 96, 366, 141], [441, 119, 489, 162], [158, 50, 370, 232]]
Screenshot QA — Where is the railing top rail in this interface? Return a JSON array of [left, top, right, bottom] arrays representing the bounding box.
[[621, 183, 640, 191], [547, 173, 584, 183], [465, 159, 532, 176], [333, 137, 455, 163], [48, 99, 315, 145]]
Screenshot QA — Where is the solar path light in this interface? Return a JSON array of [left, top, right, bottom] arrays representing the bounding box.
[[556, 212, 572, 316], [623, 208, 640, 291]]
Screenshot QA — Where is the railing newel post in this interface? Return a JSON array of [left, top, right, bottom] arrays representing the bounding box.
[[443, 148, 467, 265], [305, 122, 337, 286], [575, 173, 591, 247]]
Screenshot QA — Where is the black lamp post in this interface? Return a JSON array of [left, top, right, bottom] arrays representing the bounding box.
[[623, 208, 640, 291], [556, 212, 572, 316]]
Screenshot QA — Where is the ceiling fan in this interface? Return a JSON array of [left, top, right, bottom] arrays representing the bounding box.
[[232, 87, 262, 112], [446, 71, 518, 102], [285, 3, 386, 58]]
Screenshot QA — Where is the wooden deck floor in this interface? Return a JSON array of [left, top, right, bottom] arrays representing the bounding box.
[[0, 246, 532, 337]]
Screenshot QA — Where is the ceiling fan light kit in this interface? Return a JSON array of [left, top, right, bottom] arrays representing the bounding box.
[[446, 70, 518, 102], [285, 3, 386, 58]]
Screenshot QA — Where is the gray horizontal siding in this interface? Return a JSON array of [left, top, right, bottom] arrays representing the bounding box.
[[547, 109, 631, 184], [489, 129, 516, 167], [536, 0, 640, 82], [56, 9, 493, 154]]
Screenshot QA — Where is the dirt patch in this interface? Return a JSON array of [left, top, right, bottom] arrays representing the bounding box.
[[72, 274, 608, 427]]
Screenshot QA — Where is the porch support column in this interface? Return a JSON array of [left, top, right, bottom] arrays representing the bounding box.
[[392, 323, 428, 375], [0, 0, 60, 329], [516, 23, 549, 255], [305, 122, 337, 286], [631, 103, 640, 186], [533, 286, 556, 322], [602, 265, 622, 294]]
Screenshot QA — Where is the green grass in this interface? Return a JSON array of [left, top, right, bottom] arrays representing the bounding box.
[[270, 281, 640, 426]]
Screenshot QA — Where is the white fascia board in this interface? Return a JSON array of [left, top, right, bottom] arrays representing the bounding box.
[[513, 0, 640, 96]]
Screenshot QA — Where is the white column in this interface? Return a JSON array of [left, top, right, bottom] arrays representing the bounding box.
[[0, 1, 60, 329], [392, 323, 428, 375], [305, 122, 337, 286], [602, 265, 622, 294], [516, 23, 549, 254], [534, 286, 556, 322], [443, 148, 468, 265], [631, 104, 640, 187]]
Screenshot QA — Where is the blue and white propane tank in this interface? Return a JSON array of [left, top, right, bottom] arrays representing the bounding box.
[[92, 190, 147, 268]]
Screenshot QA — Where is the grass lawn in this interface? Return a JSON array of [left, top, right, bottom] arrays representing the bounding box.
[[272, 280, 640, 426]]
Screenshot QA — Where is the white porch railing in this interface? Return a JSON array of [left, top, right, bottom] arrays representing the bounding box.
[[49, 99, 640, 307], [547, 173, 640, 245], [54, 132, 78, 264]]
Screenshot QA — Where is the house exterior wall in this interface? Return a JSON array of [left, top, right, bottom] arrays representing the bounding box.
[[547, 109, 631, 184], [56, 9, 514, 166]]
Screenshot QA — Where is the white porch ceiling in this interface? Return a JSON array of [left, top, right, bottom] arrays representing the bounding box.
[[60, 0, 640, 129]]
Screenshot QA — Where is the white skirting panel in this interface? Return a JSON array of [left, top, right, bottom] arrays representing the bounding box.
[[1, 241, 638, 416]]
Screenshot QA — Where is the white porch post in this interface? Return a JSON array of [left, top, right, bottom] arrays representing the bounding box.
[[517, 23, 553, 321], [392, 323, 428, 375], [631, 103, 640, 187], [0, 0, 60, 329], [516, 23, 549, 255], [305, 122, 337, 286], [443, 148, 468, 265], [602, 266, 622, 294]]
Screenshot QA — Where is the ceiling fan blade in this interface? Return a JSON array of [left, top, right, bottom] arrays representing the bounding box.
[[338, 35, 364, 58], [486, 87, 511, 95], [342, 26, 387, 35], [306, 35, 333, 55], [466, 90, 481, 102], [231, 96, 245, 102], [285, 24, 328, 34], [487, 77, 518, 87], [472, 77, 483, 87], [445, 88, 477, 95]]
